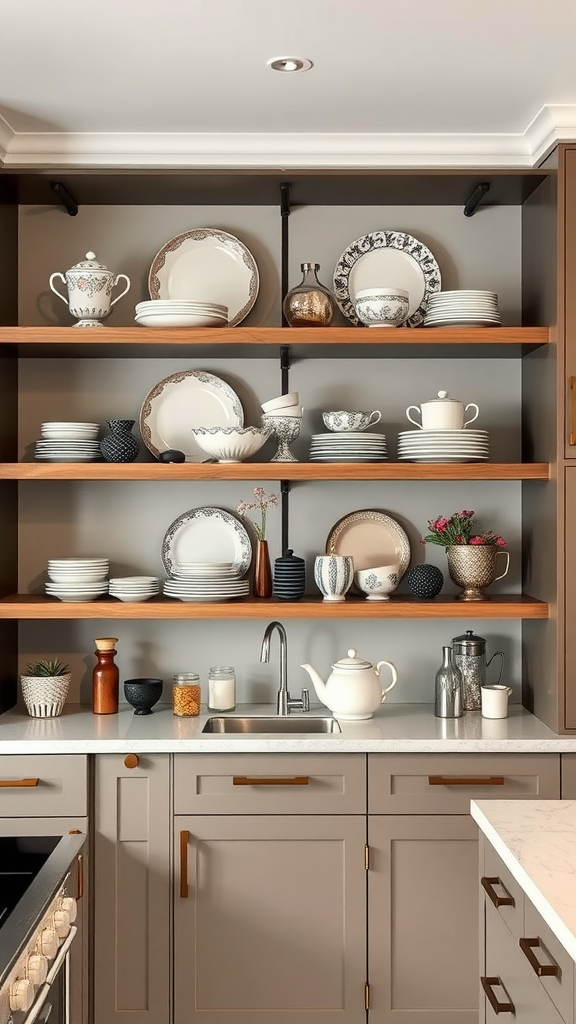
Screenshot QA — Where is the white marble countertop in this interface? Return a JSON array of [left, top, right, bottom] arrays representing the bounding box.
[[471, 799, 576, 962], [0, 703, 574, 753]]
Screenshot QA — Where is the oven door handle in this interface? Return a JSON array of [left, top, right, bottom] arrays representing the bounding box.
[[45, 926, 77, 985]]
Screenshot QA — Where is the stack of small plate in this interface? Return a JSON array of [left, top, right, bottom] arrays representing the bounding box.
[[45, 557, 109, 602], [397, 429, 490, 463], [309, 432, 388, 462], [163, 561, 249, 602], [423, 290, 502, 327], [135, 300, 228, 329], [108, 576, 161, 602], [35, 422, 101, 463]]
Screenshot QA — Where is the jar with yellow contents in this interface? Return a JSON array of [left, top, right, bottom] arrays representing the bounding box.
[[172, 673, 201, 717]]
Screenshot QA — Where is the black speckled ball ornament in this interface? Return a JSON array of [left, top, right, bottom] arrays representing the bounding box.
[[407, 564, 444, 600]]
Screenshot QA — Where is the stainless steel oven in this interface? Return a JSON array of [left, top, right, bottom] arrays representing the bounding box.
[[0, 832, 85, 1024]]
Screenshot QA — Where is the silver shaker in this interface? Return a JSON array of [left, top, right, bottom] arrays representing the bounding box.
[[451, 629, 505, 711], [434, 646, 464, 718]]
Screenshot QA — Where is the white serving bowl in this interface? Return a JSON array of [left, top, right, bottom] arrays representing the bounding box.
[[259, 405, 302, 418], [190, 426, 272, 463], [354, 564, 401, 601], [261, 392, 299, 413], [354, 287, 410, 328]]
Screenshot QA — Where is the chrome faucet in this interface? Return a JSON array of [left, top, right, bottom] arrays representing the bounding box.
[[260, 620, 310, 716]]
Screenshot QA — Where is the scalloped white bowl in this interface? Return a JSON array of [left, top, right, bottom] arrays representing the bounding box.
[[190, 426, 272, 463]]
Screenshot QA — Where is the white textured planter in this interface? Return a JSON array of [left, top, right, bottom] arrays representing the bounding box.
[[20, 673, 71, 718], [314, 555, 354, 602]]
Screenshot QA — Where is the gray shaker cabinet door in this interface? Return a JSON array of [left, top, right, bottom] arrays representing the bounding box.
[[174, 814, 367, 1024], [93, 754, 171, 1024], [369, 814, 479, 1024]]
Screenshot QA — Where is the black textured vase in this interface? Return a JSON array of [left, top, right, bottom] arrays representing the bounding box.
[[407, 564, 444, 600], [273, 548, 306, 601], [100, 419, 140, 463]]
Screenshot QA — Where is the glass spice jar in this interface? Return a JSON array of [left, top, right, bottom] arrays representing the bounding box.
[[172, 673, 201, 717], [207, 666, 236, 712]]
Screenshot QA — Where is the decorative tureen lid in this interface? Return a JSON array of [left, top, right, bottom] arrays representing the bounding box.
[[423, 390, 461, 405], [67, 252, 112, 274], [331, 648, 373, 670]]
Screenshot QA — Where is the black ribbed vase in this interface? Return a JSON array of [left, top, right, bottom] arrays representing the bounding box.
[[273, 549, 306, 601]]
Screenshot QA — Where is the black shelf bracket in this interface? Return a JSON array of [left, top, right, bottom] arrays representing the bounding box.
[[280, 345, 290, 395], [280, 182, 291, 326], [463, 182, 490, 217], [50, 181, 79, 217], [280, 479, 290, 554]]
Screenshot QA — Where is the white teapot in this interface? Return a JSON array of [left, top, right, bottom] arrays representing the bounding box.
[[50, 251, 131, 328], [300, 648, 397, 721], [406, 390, 479, 430]]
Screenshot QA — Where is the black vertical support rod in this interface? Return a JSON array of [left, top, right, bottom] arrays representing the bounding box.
[[49, 181, 79, 217], [280, 480, 290, 555], [463, 182, 490, 217], [280, 182, 291, 326], [280, 345, 290, 398]]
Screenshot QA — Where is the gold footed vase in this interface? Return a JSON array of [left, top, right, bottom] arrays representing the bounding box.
[[446, 545, 510, 602]]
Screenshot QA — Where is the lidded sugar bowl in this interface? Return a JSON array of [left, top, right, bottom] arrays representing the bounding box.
[[49, 251, 131, 327]]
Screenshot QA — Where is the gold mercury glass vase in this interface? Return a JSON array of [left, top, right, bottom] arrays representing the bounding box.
[[446, 545, 510, 602], [283, 263, 336, 327]]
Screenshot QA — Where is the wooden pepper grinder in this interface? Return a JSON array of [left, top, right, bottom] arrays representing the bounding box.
[[93, 637, 119, 714]]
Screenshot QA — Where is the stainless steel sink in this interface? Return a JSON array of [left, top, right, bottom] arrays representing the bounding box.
[[202, 716, 341, 734]]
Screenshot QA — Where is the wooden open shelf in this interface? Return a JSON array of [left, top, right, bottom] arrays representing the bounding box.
[[0, 325, 550, 359], [1, 463, 550, 481], [0, 594, 549, 620]]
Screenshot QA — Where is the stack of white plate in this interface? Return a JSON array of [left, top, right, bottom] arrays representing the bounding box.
[[135, 300, 229, 329], [163, 561, 249, 602], [108, 576, 161, 603], [397, 429, 490, 463], [423, 290, 502, 327], [309, 432, 388, 463], [36, 422, 101, 463], [45, 558, 109, 602]]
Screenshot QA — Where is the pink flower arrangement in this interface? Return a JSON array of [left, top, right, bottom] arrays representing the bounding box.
[[422, 510, 507, 549], [236, 487, 279, 541]]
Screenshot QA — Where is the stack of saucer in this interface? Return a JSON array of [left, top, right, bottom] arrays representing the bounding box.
[[423, 290, 502, 327], [163, 561, 249, 602], [35, 422, 101, 463], [45, 557, 109, 602], [108, 576, 161, 602], [397, 429, 490, 463], [309, 432, 388, 462], [135, 300, 228, 329]]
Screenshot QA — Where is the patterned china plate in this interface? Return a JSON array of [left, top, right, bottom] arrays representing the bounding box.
[[161, 507, 252, 577], [326, 509, 411, 579], [333, 231, 441, 327]]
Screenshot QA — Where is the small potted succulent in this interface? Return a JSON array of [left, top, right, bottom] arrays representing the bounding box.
[[20, 658, 71, 718]]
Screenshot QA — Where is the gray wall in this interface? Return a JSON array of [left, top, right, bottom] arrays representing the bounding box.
[[17, 201, 525, 709]]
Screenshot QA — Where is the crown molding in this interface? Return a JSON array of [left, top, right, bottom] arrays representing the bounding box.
[[1, 104, 575, 170]]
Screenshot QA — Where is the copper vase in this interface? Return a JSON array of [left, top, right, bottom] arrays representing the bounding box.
[[446, 545, 510, 602], [254, 540, 272, 598]]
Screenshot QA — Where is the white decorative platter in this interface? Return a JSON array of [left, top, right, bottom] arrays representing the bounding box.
[[326, 509, 411, 578], [161, 507, 252, 576], [148, 227, 259, 327], [333, 231, 441, 327], [140, 369, 244, 462]]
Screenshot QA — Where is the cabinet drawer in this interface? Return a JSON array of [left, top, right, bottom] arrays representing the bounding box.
[[482, 838, 525, 943], [484, 902, 563, 1024], [0, 755, 88, 816], [368, 754, 560, 814], [173, 754, 366, 814], [561, 754, 576, 799], [522, 897, 575, 1023]]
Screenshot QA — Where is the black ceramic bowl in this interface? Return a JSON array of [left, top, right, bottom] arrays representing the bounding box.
[[123, 678, 163, 715]]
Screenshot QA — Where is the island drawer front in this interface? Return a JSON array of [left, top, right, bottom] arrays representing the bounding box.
[[368, 754, 560, 814], [173, 754, 366, 814], [482, 839, 525, 942], [0, 754, 88, 816], [523, 896, 575, 1023]]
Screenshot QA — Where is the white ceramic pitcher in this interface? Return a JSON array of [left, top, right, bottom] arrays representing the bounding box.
[[50, 252, 131, 328], [406, 390, 479, 430]]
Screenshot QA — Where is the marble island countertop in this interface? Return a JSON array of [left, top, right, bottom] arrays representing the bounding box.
[[0, 703, 574, 753], [471, 799, 576, 962]]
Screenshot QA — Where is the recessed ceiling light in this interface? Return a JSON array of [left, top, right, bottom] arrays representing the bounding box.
[[267, 56, 313, 73]]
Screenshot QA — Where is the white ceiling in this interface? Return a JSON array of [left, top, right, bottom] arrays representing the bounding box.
[[2, 0, 576, 168]]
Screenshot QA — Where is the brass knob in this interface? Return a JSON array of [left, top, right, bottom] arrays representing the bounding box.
[[124, 754, 139, 769]]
